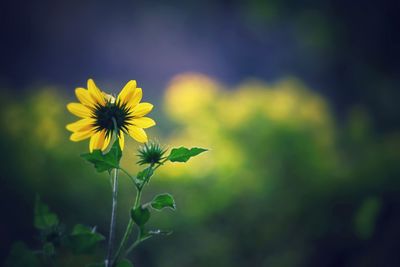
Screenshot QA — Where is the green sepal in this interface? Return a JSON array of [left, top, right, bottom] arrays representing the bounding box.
[[131, 206, 150, 226], [81, 140, 122, 173], [137, 141, 166, 165], [167, 147, 207, 162], [68, 224, 105, 254], [34, 195, 59, 230], [151, 193, 176, 211]]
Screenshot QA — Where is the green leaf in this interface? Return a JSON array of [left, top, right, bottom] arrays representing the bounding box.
[[131, 206, 150, 226], [167, 147, 207, 162], [151, 193, 176, 211], [116, 259, 134, 267], [68, 224, 105, 254], [81, 140, 122, 173], [34, 195, 59, 230], [137, 167, 154, 182], [135, 166, 154, 188], [5, 242, 40, 267]]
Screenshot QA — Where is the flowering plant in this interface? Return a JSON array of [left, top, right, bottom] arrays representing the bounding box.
[[6, 79, 207, 267]]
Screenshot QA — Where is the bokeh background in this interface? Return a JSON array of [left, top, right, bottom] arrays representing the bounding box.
[[1, 0, 400, 266]]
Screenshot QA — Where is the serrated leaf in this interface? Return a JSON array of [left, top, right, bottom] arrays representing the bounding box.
[[68, 224, 105, 254], [5, 242, 40, 267], [116, 259, 134, 267], [81, 140, 122, 173], [131, 206, 150, 226], [151, 193, 176, 211], [34, 195, 59, 230], [167, 147, 207, 162]]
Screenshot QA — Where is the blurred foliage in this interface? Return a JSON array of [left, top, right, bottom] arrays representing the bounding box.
[[1, 74, 400, 266]]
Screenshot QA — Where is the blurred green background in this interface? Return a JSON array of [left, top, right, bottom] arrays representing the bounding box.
[[1, 1, 400, 266]]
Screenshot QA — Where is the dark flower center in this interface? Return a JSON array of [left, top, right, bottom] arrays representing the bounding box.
[[93, 101, 132, 135]]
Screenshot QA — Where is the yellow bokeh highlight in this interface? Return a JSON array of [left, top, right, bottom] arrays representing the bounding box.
[[161, 73, 335, 186], [164, 73, 220, 122], [2, 89, 64, 150]]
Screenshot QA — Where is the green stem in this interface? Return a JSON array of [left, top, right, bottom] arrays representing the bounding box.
[[112, 219, 134, 265], [106, 117, 120, 267], [112, 161, 161, 265], [125, 238, 141, 256], [105, 168, 119, 267], [112, 187, 142, 265], [120, 167, 139, 188], [153, 158, 167, 172]]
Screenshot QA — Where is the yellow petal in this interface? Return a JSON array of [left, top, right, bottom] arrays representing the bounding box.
[[102, 132, 112, 151], [66, 118, 95, 132], [118, 131, 125, 150], [128, 117, 155, 129], [125, 88, 142, 108], [89, 130, 106, 152], [67, 103, 92, 118], [95, 130, 106, 151], [87, 79, 106, 106], [131, 103, 153, 117], [75, 88, 96, 108], [70, 129, 94, 142], [127, 125, 148, 143], [89, 131, 100, 152], [117, 80, 137, 104]]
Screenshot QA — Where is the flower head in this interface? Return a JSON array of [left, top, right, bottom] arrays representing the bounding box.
[[137, 141, 167, 165], [66, 79, 155, 152]]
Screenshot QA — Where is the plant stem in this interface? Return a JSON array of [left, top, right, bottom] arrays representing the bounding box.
[[125, 238, 141, 255], [112, 187, 143, 264], [105, 168, 119, 267], [112, 219, 134, 264], [120, 167, 139, 188], [153, 158, 167, 172]]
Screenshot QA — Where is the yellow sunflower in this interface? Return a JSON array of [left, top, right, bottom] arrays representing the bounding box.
[[66, 79, 155, 152]]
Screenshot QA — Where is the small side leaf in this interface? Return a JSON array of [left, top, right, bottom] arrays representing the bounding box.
[[131, 206, 150, 226], [137, 167, 154, 182], [151, 193, 176, 211], [68, 224, 105, 254], [34, 195, 59, 230], [81, 140, 122, 173], [167, 147, 207, 162]]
